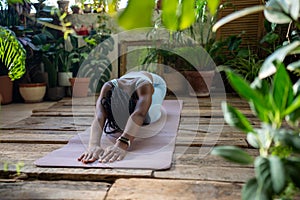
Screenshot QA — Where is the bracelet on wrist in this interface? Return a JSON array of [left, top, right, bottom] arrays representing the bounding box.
[[117, 136, 131, 148]]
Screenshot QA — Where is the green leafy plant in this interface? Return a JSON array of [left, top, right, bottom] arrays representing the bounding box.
[[212, 63, 300, 199], [34, 30, 62, 87], [213, 0, 300, 79], [70, 4, 80, 9], [78, 35, 114, 93], [210, 0, 300, 199], [3, 161, 24, 176], [0, 25, 26, 80], [141, 0, 234, 72], [117, 0, 219, 31], [222, 48, 264, 83], [114, 0, 300, 199], [188, 0, 231, 63], [0, 0, 20, 27]]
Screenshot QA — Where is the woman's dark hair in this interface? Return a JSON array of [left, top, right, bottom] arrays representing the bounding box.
[[101, 84, 139, 134]]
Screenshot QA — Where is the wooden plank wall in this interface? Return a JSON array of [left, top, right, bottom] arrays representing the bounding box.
[[217, 0, 265, 52]]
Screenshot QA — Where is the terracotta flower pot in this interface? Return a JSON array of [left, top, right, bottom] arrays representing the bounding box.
[[19, 83, 47, 103], [163, 71, 187, 95], [184, 70, 215, 97], [69, 77, 90, 97], [0, 75, 13, 104]]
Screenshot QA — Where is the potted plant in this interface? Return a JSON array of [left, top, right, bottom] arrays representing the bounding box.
[[211, 0, 300, 199], [0, 0, 28, 104], [221, 48, 264, 83], [18, 42, 47, 103], [0, 0, 49, 104], [43, 55, 65, 101], [55, 36, 73, 87], [142, 0, 228, 96], [70, 4, 80, 14], [177, 0, 230, 96], [161, 49, 188, 95], [67, 36, 99, 97], [0, 26, 26, 104], [143, 43, 217, 96], [67, 38, 90, 98], [83, 0, 92, 13], [173, 46, 216, 97], [68, 33, 114, 97], [62, 35, 91, 97], [0, 0, 20, 27], [13, 26, 50, 103], [213, 64, 300, 200], [38, 32, 66, 101], [57, 0, 69, 13]]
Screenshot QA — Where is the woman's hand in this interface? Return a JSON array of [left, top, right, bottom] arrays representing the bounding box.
[[99, 144, 127, 163], [78, 146, 104, 164]]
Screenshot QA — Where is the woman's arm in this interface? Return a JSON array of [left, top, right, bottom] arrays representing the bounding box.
[[99, 83, 154, 163], [121, 83, 154, 142], [78, 82, 112, 163]]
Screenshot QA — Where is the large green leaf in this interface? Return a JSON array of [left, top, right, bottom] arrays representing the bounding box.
[[264, 0, 294, 24], [221, 102, 254, 133], [259, 41, 300, 79], [250, 78, 270, 97], [284, 95, 300, 116], [254, 156, 271, 188], [242, 178, 258, 200], [117, 0, 155, 29], [226, 70, 270, 122], [211, 146, 254, 165], [226, 70, 264, 103], [0, 26, 26, 80], [161, 0, 179, 31], [269, 156, 286, 194], [247, 132, 260, 148], [207, 0, 220, 15], [272, 62, 294, 116], [178, 0, 196, 30], [242, 178, 270, 200]]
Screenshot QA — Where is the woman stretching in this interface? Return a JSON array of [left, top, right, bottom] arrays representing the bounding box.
[[78, 71, 167, 163]]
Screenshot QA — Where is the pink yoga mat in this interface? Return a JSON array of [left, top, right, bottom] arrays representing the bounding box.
[[34, 100, 182, 170]]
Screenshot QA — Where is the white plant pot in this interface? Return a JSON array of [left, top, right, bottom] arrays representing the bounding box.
[[19, 83, 47, 103], [58, 72, 73, 86]]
